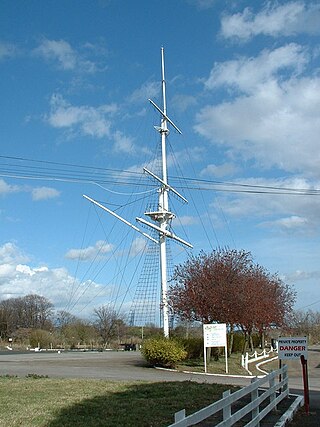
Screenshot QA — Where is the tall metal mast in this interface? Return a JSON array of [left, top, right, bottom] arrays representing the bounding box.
[[84, 47, 192, 338], [137, 47, 192, 337], [151, 48, 172, 338]]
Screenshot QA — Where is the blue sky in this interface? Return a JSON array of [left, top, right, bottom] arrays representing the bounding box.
[[1, 0, 320, 321]]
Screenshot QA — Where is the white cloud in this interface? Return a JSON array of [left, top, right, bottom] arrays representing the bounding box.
[[33, 38, 98, 73], [167, 146, 206, 167], [112, 130, 135, 154], [82, 41, 108, 58], [210, 177, 320, 234], [65, 240, 114, 261], [284, 269, 320, 282], [0, 179, 61, 202], [0, 41, 17, 60], [47, 94, 117, 138], [16, 264, 40, 276], [34, 39, 76, 69], [221, 2, 320, 40], [129, 81, 160, 104], [172, 94, 197, 112], [204, 44, 308, 93], [129, 237, 147, 257], [0, 179, 21, 195], [175, 215, 199, 226], [262, 215, 309, 233], [0, 242, 111, 314], [200, 162, 239, 178], [0, 264, 16, 278], [0, 242, 29, 264], [188, 0, 216, 9], [196, 45, 320, 178], [32, 187, 60, 201]]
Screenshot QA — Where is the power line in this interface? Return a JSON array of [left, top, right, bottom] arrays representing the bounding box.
[[1, 154, 320, 197]]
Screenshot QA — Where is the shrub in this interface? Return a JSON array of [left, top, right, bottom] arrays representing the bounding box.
[[178, 337, 204, 359], [25, 373, 49, 379], [141, 337, 187, 368], [30, 329, 52, 349]]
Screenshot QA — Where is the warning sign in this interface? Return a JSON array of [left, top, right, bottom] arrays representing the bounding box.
[[278, 337, 308, 360]]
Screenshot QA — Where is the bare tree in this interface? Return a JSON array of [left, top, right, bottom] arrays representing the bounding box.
[[55, 310, 78, 329], [93, 305, 118, 346], [288, 310, 320, 343], [22, 294, 53, 329], [0, 294, 53, 335]]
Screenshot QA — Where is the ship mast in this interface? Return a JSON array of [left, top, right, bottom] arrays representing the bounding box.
[[159, 47, 171, 338], [84, 47, 192, 338], [138, 47, 192, 337]]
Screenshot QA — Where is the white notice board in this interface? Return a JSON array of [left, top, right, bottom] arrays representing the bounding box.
[[203, 323, 227, 347], [203, 323, 228, 373]]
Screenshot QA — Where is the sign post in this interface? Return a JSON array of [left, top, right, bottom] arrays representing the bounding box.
[[300, 355, 310, 415], [278, 337, 309, 414], [203, 323, 228, 374]]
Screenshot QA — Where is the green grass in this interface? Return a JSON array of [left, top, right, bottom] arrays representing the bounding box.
[[0, 376, 238, 427], [177, 352, 250, 376]]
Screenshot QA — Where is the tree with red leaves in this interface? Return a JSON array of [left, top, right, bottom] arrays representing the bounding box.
[[168, 248, 296, 354]]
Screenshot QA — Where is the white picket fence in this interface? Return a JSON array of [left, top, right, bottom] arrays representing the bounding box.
[[168, 365, 289, 427], [241, 348, 275, 373]]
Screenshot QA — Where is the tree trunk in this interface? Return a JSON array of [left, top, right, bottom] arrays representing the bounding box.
[[249, 333, 254, 352], [260, 330, 265, 350], [242, 332, 249, 354], [228, 325, 234, 357]]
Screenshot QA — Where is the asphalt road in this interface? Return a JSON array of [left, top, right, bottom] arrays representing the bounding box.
[[0, 348, 320, 391], [0, 350, 252, 386]]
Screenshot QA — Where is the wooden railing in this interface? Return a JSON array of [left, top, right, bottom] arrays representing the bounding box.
[[169, 365, 289, 427]]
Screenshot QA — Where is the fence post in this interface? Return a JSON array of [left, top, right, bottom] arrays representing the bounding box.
[[175, 409, 186, 422], [269, 374, 276, 410], [282, 365, 288, 396], [251, 377, 260, 426], [223, 390, 231, 422]]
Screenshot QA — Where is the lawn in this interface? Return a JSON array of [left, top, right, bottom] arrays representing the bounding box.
[[0, 376, 238, 427], [177, 352, 249, 376]]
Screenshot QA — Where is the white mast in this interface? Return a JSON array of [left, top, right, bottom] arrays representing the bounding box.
[[84, 47, 192, 338], [140, 47, 192, 337], [160, 47, 170, 338]]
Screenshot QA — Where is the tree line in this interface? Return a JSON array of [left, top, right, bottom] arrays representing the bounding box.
[[0, 295, 145, 349], [0, 247, 313, 353]]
